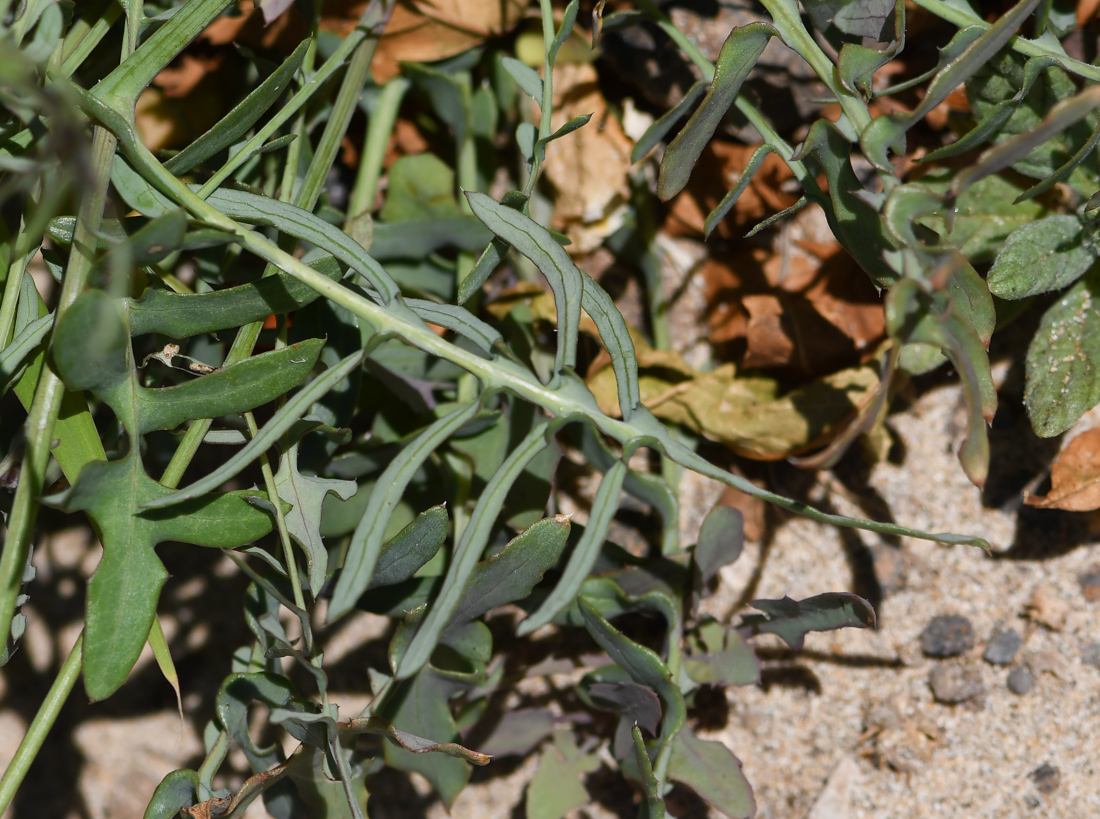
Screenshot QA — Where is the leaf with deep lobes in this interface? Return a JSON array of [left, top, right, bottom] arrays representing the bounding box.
[[738, 592, 876, 650], [59, 456, 277, 701], [273, 440, 357, 596]]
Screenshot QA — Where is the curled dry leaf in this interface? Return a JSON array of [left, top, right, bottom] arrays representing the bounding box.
[[323, 0, 526, 82], [1024, 427, 1100, 511], [542, 62, 633, 252]]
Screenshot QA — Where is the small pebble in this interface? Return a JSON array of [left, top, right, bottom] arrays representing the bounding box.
[[1029, 763, 1061, 794], [1079, 566, 1100, 602], [1008, 665, 1035, 695], [1082, 641, 1100, 668], [983, 627, 1021, 666], [930, 662, 984, 703], [921, 615, 975, 658]]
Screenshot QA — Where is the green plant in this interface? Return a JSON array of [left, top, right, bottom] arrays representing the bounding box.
[[8, 0, 1091, 815]]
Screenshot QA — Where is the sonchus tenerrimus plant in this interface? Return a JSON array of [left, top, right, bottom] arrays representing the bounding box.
[[2, 0, 1084, 814]]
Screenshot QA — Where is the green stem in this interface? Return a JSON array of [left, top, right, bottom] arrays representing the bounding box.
[[0, 126, 116, 660], [521, 0, 559, 202], [244, 411, 307, 611], [0, 634, 83, 816], [346, 77, 409, 227], [756, 0, 871, 132], [912, 0, 1100, 83], [49, 0, 120, 78]]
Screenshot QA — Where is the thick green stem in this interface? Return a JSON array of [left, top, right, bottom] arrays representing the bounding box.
[[347, 77, 409, 227], [0, 126, 116, 659], [0, 634, 83, 816]]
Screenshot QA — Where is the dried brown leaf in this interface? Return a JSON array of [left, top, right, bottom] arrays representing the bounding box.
[[323, 0, 525, 82], [663, 142, 798, 239], [542, 62, 633, 252], [1024, 427, 1100, 511], [587, 334, 878, 460]]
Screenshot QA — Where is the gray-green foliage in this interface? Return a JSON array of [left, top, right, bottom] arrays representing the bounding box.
[[0, 0, 1047, 815]]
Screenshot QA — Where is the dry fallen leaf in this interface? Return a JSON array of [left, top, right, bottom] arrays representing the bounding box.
[[587, 332, 878, 460], [323, 0, 525, 82], [703, 210, 886, 374], [1024, 427, 1100, 511], [1024, 583, 1069, 632], [717, 484, 766, 541], [542, 62, 633, 252]]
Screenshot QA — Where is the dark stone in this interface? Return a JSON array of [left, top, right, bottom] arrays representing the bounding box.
[[921, 615, 976, 658], [1008, 665, 1035, 695], [1080, 566, 1100, 602], [929, 663, 984, 704], [983, 627, 1022, 666], [1030, 763, 1061, 794], [1082, 641, 1100, 668]]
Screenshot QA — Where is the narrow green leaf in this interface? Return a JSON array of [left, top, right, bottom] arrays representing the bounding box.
[[406, 298, 503, 355], [518, 462, 625, 636], [205, 188, 403, 305], [328, 403, 480, 620], [396, 423, 553, 679], [0, 313, 51, 395], [633, 725, 665, 819], [704, 144, 777, 237], [952, 85, 1100, 200], [657, 22, 776, 200], [578, 269, 642, 419], [148, 616, 183, 725], [457, 192, 527, 305], [535, 113, 592, 161], [738, 592, 876, 650], [1025, 268, 1100, 436], [111, 154, 177, 217], [165, 39, 309, 175], [549, 0, 581, 62], [667, 727, 754, 819], [141, 349, 367, 509], [631, 80, 706, 163], [988, 215, 1093, 299], [369, 505, 449, 589], [922, 55, 1058, 163], [1015, 116, 1100, 203], [465, 191, 582, 379], [501, 55, 543, 101]]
